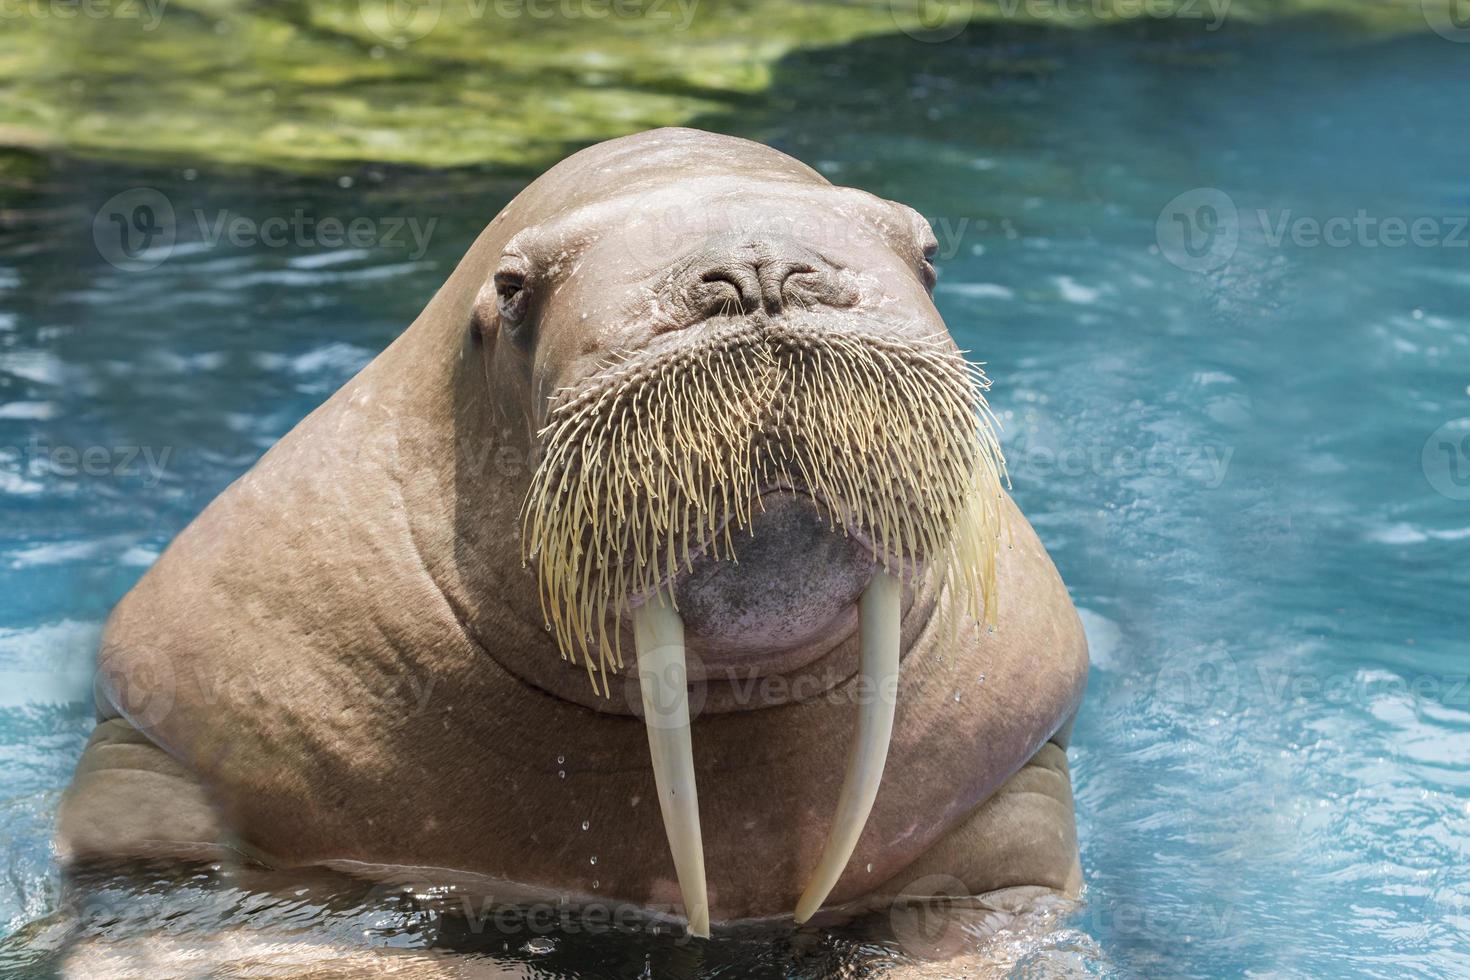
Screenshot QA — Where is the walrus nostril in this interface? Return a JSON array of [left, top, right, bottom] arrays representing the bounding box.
[[698, 257, 822, 316], [758, 260, 816, 313], [700, 267, 763, 315]]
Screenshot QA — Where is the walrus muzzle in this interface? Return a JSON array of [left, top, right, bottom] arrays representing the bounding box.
[[522, 314, 1006, 934]]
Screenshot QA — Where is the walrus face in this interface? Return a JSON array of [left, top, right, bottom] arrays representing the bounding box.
[[473, 171, 1006, 934]]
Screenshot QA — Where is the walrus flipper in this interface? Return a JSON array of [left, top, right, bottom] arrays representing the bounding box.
[[876, 739, 1082, 901], [56, 718, 229, 868]]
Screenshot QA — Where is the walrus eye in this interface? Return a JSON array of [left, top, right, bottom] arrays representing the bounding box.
[[494, 270, 530, 328], [919, 247, 938, 291], [887, 201, 941, 292]]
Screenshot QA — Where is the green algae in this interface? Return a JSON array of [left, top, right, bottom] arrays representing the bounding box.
[[0, 0, 1438, 174]]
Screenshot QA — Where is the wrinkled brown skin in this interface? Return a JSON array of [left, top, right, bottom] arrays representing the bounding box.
[[57, 129, 1088, 931]]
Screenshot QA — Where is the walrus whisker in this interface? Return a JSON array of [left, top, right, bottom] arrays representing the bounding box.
[[523, 318, 1007, 681]]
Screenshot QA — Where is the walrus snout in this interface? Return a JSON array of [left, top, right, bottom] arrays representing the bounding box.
[[675, 233, 860, 326], [671, 491, 874, 659]]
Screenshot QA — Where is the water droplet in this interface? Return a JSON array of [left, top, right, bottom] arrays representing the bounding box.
[[952, 691, 962, 702], [590, 855, 598, 865], [592, 879, 599, 889], [581, 820, 590, 831], [866, 863, 873, 873], [558, 770, 566, 779], [557, 755, 565, 764]]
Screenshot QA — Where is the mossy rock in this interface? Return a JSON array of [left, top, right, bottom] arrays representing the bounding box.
[[0, 0, 1435, 174]]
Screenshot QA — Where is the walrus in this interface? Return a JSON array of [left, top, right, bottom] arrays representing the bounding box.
[[56, 128, 1088, 945]]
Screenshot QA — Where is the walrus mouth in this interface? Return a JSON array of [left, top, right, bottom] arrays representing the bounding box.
[[521, 317, 1006, 935]]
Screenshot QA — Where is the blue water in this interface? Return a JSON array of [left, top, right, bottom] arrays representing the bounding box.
[[2, 21, 1468, 978]]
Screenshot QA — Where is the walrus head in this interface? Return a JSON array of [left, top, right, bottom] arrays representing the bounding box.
[[465, 129, 1006, 934]]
